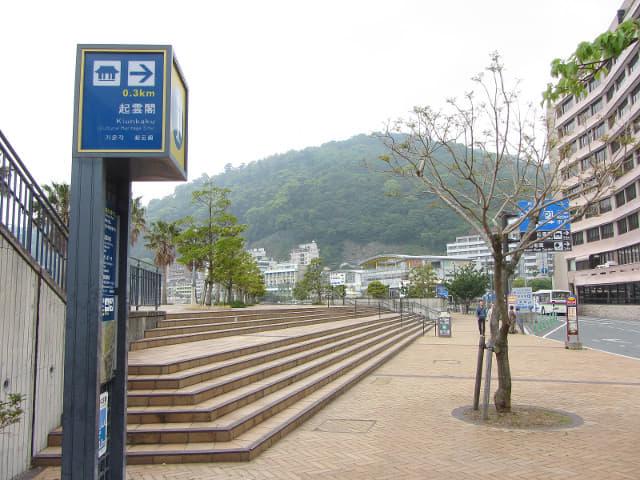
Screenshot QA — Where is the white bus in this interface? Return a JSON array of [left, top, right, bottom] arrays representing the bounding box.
[[532, 289, 570, 315]]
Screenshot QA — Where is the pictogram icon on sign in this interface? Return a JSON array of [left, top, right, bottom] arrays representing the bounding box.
[[93, 61, 121, 86], [128, 61, 155, 86]]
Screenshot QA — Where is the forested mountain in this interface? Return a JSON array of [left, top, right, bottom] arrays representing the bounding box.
[[142, 134, 470, 267]]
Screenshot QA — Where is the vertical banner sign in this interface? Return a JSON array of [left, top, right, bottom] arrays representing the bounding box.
[[566, 296, 579, 338], [101, 204, 118, 383], [98, 392, 108, 458]]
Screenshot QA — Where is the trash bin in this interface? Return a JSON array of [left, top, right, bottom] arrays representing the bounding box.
[[437, 312, 452, 337]]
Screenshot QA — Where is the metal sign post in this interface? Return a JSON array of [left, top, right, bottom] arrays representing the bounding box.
[[62, 44, 187, 480], [565, 296, 582, 350]]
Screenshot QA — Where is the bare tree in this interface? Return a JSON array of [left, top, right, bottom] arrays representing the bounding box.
[[373, 53, 623, 412]]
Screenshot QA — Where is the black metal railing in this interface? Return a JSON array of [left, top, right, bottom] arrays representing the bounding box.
[[129, 258, 161, 310], [0, 130, 68, 291]]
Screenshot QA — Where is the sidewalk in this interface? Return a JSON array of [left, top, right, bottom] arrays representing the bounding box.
[[32, 313, 640, 479]]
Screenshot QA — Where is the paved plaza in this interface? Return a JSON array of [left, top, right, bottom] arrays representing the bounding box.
[[31, 312, 640, 479]]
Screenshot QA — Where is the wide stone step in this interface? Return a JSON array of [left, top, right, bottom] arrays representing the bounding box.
[[128, 314, 392, 375], [128, 316, 402, 390], [34, 322, 424, 465], [130, 312, 379, 351], [145, 312, 361, 338], [127, 318, 417, 408]]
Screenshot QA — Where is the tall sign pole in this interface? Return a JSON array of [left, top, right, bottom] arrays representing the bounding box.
[[63, 44, 188, 479]]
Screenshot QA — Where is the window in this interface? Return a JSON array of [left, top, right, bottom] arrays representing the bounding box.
[[617, 99, 629, 121], [579, 133, 590, 148], [581, 157, 592, 170], [615, 71, 626, 90], [585, 204, 599, 218], [625, 183, 637, 201], [616, 190, 627, 207], [591, 97, 603, 114], [606, 86, 616, 102], [595, 148, 607, 165], [623, 156, 634, 173], [629, 212, 639, 230], [561, 97, 575, 115], [633, 85, 640, 104], [629, 53, 639, 74], [611, 140, 621, 155], [592, 122, 605, 140], [587, 227, 601, 242], [601, 223, 614, 239], [563, 118, 575, 135], [577, 109, 590, 125], [589, 76, 602, 92], [600, 197, 612, 213], [572, 231, 584, 245], [618, 218, 628, 234]]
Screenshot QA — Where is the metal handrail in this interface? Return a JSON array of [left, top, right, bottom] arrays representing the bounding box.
[[128, 257, 161, 310], [0, 130, 68, 290]]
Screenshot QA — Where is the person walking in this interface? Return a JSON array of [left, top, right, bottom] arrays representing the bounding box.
[[476, 300, 487, 335], [508, 305, 517, 334]]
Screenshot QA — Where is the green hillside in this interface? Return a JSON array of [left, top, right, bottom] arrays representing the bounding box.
[[143, 134, 470, 267]]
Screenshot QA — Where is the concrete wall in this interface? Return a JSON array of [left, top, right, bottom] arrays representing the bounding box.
[[578, 304, 640, 320], [0, 226, 66, 480], [127, 310, 165, 350]]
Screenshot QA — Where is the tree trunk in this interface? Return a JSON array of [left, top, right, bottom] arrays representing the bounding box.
[[161, 265, 168, 305], [491, 259, 512, 413]]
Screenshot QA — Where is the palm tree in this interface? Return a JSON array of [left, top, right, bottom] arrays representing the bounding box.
[[42, 181, 70, 227], [144, 220, 181, 304], [129, 196, 146, 246]]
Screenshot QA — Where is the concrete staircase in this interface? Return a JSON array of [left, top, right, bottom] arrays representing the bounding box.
[[34, 306, 428, 465]]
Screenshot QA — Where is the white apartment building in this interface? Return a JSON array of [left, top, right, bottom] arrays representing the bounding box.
[[446, 235, 553, 279], [289, 241, 320, 265], [552, 0, 640, 316]]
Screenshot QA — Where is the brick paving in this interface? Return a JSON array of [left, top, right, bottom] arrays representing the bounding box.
[[32, 312, 640, 479]]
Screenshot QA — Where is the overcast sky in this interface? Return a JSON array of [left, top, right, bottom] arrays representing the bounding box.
[[0, 0, 623, 203]]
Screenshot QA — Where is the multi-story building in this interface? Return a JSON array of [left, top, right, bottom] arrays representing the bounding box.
[[289, 241, 320, 265], [358, 254, 475, 296], [446, 234, 554, 280], [446, 235, 493, 272], [552, 0, 640, 317]]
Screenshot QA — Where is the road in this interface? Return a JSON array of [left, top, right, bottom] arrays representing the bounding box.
[[541, 316, 640, 359]]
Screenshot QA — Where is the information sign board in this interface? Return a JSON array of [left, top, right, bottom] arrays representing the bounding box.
[[518, 199, 571, 231], [512, 287, 533, 309], [98, 392, 108, 458], [437, 312, 452, 337], [74, 45, 188, 181]]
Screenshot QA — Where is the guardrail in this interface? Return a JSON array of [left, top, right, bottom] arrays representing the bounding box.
[[0, 130, 68, 291], [129, 257, 161, 310], [343, 297, 438, 336]]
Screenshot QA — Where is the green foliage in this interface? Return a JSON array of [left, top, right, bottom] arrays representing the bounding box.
[[407, 263, 438, 297], [529, 277, 552, 292], [145, 135, 470, 266], [130, 196, 146, 247], [543, 19, 640, 103], [511, 277, 526, 289], [0, 393, 25, 431], [366, 280, 388, 299], [42, 181, 70, 227], [445, 264, 490, 309], [144, 220, 181, 304], [295, 257, 327, 302], [230, 300, 248, 308]]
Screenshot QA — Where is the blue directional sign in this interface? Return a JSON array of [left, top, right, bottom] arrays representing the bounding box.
[[74, 45, 188, 181], [79, 51, 165, 152], [518, 199, 570, 232], [517, 199, 572, 252]]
